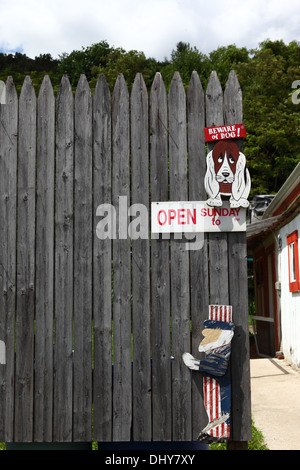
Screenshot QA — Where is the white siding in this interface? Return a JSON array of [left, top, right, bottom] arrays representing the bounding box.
[[277, 214, 300, 367]]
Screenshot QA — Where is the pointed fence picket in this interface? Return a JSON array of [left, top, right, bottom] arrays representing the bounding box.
[[0, 70, 251, 446], [15, 76, 36, 442], [54, 74, 74, 442], [187, 71, 208, 438], [93, 73, 112, 442], [0, 76, 18, 442], [150, 72, 172, 442]]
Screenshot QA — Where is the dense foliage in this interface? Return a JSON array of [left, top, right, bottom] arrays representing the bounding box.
[[0, 39, 299, 196]]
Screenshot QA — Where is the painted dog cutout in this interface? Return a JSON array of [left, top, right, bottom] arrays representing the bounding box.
[[204, 140, 251, 209], [182, 305, 235, 442]]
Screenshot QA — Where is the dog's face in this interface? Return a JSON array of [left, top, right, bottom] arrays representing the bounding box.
[[212, 141, 240, 184], [205, 139, 250, 207]]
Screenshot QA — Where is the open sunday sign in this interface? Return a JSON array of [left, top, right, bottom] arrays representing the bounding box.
[[151, 201, 246, 234]]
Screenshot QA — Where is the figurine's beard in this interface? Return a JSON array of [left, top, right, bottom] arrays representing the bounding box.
[[198, 330, 234, 352]]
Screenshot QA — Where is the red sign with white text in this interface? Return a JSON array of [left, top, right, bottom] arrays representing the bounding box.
[[204, 123, 247, 142]]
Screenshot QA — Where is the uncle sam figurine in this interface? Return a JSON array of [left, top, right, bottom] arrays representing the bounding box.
[[182, 306, 235, 442]]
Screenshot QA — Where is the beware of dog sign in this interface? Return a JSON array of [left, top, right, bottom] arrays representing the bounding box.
[[204, 123, 246, 142]]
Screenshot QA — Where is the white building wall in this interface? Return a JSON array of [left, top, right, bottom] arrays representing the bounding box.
[[277, 214, 300, 368]]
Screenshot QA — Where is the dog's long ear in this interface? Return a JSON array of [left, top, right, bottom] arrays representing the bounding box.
[[204, 151, 219, 199], [231, 152, 247, 201], [244, 168, 251, 200]]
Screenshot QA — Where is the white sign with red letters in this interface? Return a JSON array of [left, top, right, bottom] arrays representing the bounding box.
[[151, 201, 246, 234]]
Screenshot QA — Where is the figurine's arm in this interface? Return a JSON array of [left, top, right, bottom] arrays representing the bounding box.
[[182, 353, 200, 370]]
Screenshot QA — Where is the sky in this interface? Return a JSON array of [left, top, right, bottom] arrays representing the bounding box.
[[0, 0, 299, 60]]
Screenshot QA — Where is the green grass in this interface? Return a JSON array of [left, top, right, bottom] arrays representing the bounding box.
[[0, 422, 268, 450], [210, 420, 269, 450]]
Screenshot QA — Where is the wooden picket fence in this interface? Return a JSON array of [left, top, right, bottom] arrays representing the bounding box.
[[0, 70, 251, 444]]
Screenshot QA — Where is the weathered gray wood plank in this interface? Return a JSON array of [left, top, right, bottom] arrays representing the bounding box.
[[205, 71, 224, 131], [0, 77, 18, 442], [73, 74, 93, 441], [206, 71, 229, 305], [131, 73, 151, 441], [169, 72, 191, 441], [15, 76, 36, 442], [150, 72, 172, 441], [188, 72, 206, 203], [112, 74, 132, 441], [225, 70, 252, 444], [209, 232, 230, 305], [224, 70, 243, 131], [93, 74, 113, 442], [34, 75, 55, 442], [187, 71, 209, 438], [53, 75, 74, 442]]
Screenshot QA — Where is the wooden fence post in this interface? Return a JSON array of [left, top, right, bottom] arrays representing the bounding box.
[[131, 73, 152, 441], [150, 72, 172, 441], [169, 72, 191, 441], [54, 75, 74, 442], [73, 74, 93, 441], [93, 74, 112, 442], [0, 77, 18, 442], [14, 76, 36, 442], [187, 71, 209, 439], [112, 74, 132, 442], [35, 75, 55, 442]]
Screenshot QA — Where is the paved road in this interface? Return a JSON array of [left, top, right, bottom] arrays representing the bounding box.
[[250, 357, 300, 450]]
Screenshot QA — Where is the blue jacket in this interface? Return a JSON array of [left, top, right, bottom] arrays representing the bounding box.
[[198, 345, 231, 419]]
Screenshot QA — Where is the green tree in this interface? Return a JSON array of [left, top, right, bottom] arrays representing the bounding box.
[[57, 40, 113, 86], [0, 51, 60, 94], [235, 40, 300, 194], [34, 53, 59, 72], [93, 48, 158, 91], [161, 41, 211, 89], [209, 44, 250, 87]]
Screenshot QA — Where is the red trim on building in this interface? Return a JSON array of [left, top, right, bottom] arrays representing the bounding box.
[[287, 230, 300, 293]]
